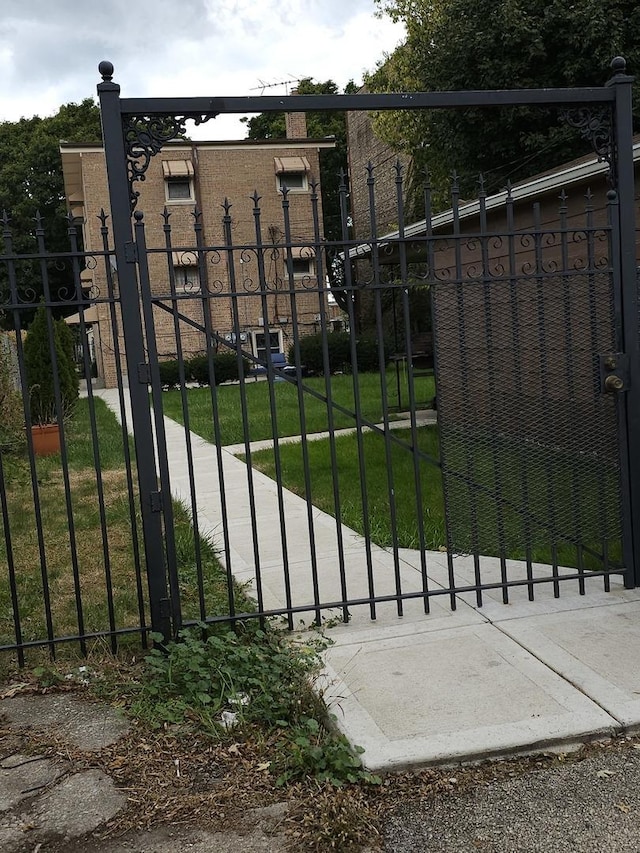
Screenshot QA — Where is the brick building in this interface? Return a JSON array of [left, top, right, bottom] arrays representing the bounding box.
[[61, 119, 336, 387]]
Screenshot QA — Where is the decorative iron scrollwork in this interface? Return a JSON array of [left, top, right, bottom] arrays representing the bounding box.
[[558, 106, 614, 184], [123, 113, 218, 210]]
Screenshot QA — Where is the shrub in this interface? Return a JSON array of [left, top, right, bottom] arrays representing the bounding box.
[[292, 332, 388, 375], [188, 352, 245, 386], [158, 359, 181, 389], [24, 304, 79, 424], [0, 332, 25, 451], [292, 332, 350, 375]]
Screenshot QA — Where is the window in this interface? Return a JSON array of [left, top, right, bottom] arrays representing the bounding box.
[[290, 257, 313, 277], [166, 179, 193, 201], [253, 330, 282, 364], [163, 159, 195, 203], [274, 156, 311, 193], [172, 252, 200, 292], [277, 171, 307, 192]]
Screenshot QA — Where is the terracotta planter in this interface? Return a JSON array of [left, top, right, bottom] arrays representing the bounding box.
[[31, 423, 61, 456]]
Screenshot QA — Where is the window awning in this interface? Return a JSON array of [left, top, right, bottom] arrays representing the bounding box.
[[162, 159, 194, 178], [172, 251, 198, 266], [274, 156, 310, 174], [290, 246, 315, 259]]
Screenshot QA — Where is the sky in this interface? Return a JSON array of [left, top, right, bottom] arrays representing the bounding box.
[[0, 0, 405, 139]]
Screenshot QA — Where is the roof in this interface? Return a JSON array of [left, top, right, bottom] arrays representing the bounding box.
[[347, 139, 640, 260]]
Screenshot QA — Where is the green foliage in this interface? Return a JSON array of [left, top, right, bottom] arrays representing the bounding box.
[[0, 332, 25, 451], [0, 99, 102, 321], [293, 332, 388, 375], [157, 353, 247, 388], [24, 304, 79, 424], [158, 359, 181, 389], [132, 625, 376, 786], [371, 0, 640, 210], [188, 352, 244, 386]]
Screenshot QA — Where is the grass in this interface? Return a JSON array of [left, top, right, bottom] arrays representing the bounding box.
[[159, 369, 437, 446], [250, 423, 622, 570], [251, 424, 446, 551], [0, 397, 251, 659]]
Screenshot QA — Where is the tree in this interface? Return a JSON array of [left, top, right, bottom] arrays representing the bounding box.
[[371, 0, 640, 212], [0, 99, 102, 324]]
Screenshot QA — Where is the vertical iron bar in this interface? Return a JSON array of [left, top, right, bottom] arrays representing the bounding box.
[[369, 163, 406, 614], [506, 187, 534, 600], [281, 187, 322, 626], [533, 202, 560, 597], [163, 210, 206, 621], [67, 216, 117, 649], [0, 446, 23, 664], [608, 59, 640, 587], [251, 191, 294, 628], [35, 213, 89, 648], [133, 211, 183, 633], [478, 178, 509, 604], [222, 198, 266, 621], [339, 170, 377, 619], [588, 192, 611, 588], [448, 174, 476, 607], [97, 67, 172, 642], [309, 179, 349, 622], [558, 191, 586, 592], [99, 210, 148, 645], [3, 213, 55, 654], [193, 211, 237, 622]]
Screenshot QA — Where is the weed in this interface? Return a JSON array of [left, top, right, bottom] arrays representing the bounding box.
[[131, 624, 379, 787]]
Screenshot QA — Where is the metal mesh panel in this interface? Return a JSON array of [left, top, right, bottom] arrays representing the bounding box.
[[433, 271, 623, 570]]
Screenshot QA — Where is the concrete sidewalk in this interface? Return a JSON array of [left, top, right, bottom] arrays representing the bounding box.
[[95, 388, 640, 772]]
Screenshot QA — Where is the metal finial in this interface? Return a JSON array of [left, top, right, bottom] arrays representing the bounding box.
[[251, 190, 261, 207], [133, 210, 144, 222], [610, 56, 626, 76], [99, 61, 114, 82]]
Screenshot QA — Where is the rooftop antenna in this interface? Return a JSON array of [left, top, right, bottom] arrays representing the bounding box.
[[250, 76, 307, 95]]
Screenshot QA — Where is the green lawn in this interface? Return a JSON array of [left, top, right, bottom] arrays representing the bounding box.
[[249, 424, 622, 571], [250, 425, 446, 551], [0, 398, 251, 656], [159, 370, 437, 446]]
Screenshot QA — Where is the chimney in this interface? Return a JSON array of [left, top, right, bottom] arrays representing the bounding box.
[[285, 89, 307, 139]]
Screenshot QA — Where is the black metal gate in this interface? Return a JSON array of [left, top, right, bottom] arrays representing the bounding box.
[[90, 58, 640, 641]]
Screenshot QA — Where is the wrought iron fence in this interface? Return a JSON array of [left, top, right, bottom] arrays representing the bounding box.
[[0, 61, 639, 660]]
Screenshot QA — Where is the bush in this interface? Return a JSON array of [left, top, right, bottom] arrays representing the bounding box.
[[291, 332, 388, 375], [188, 352, 245, 386], [0, 333, 25, 451], [24, 304, 79, 424], [158, 359, 181, 389]]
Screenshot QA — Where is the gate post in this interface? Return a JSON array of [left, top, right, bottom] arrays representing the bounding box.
[[608, 57, 640, 586], [97, 61, 172, 639]]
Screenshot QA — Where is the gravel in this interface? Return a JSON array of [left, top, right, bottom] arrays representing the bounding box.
[[383, 741, 640, 852]]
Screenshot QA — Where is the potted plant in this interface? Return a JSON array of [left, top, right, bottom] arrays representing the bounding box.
[[23, 304, 79, 456]]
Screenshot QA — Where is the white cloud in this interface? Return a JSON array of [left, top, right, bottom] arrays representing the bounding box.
[[0, 0, 405, 136]]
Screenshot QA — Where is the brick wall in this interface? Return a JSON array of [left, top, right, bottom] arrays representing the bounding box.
[[65, 139, 336, 387]]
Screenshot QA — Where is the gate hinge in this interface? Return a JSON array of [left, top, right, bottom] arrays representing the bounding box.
[[124, 241, 138, 263], [599, 352, 630, 393], [137, 362, 151, 384], [159, 598, 171, 618], [150, 490, 163, 513]]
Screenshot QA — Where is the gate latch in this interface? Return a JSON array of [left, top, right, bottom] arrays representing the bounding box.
[[599, 353, 630, 394]]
